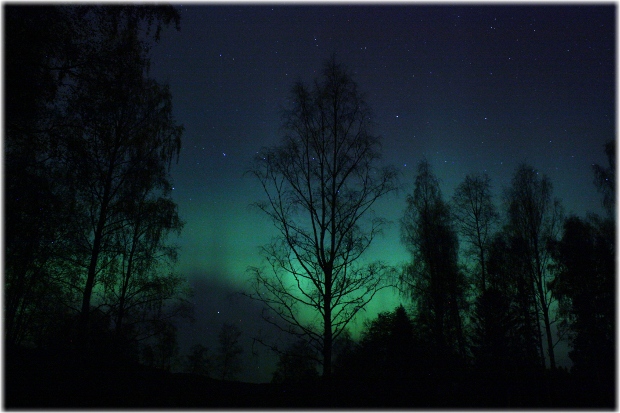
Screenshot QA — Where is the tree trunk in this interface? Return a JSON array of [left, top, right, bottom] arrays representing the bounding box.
[[535, 269, 555, 370], [535, 305, 546, 369], [322, 272, 332, 381], [116, 233, 137, 336], [479, 243, 486, 293], [542, 301, 556, 370], [476, 225, 486, 293], [79, 170, 113, 334], [115, 270, 129, 336], [80, 213, 105, 330], [451, 293, 466, 359], [534, 245, 556, 370]]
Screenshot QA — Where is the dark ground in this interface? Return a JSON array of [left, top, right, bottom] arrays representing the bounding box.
[[4, 345, 615, 409]]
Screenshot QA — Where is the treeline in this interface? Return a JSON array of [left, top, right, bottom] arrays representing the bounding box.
[[5, 4, 615, 406], [270, 149, 615, 405], [5, 5, 191, 366], [240, 57, 614, 406]]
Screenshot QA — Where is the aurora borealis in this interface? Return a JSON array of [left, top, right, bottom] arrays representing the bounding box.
[[146, 4, 614, 382]]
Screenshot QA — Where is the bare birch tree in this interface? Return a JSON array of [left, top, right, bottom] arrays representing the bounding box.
[[505, 164, 563, 370], [452, 172, 498, 293], [246, 57, 398, 380]]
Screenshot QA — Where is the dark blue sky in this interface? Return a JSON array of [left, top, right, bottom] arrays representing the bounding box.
[[148, 4, 615, 382]]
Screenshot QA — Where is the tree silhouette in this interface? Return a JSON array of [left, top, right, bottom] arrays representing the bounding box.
[[485, 231, 540, 370], [101, 187, 188, 345], [592, 140, 615, 217], [246, 57, 398, 380], [56, 6, 183, 337], [216, 323, 244, 381], [4, 6, 82, 348], [550, 144, 614, 389], [549, 215, 614, 383], [271, 339, 320, 384], [185, 344, 212, 377], [504, 164, 563, 370], [4, 5, 189, 355], [357, 305, 416, 381], [154, 322, 179, 371], [400, 159, 468, 362], [452, 172, 498, 293], [470, 287, 515, 374]]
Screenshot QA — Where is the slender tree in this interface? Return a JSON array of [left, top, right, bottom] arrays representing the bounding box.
[[400, 159, 467, 361], [102, 181, 185, 340], [186, 344, 212, 376], [246, 57, 398, 380], [592, 140, 615, 217], [216, 323, 244, 381], [154, 322, 179, 371], [452, 173, 498, 293], [504, 164, 563, 369]]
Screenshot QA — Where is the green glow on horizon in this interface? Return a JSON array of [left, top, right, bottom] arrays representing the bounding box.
[[174, 184, 412, 339]]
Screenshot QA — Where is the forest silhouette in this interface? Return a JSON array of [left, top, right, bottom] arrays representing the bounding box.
[[4, 5, 615, 409]]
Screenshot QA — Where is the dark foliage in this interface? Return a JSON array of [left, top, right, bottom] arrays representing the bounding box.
[[4, 4, 190, 366], [484, 231, 542, 370], [4, 5, 614, 407], [549, 214, 615, 388], [271, 339, 320, 384], [400, 159, 468, 362], [504, 163, 563, 369], [470, 288, 516, 374], [334, 306, 419, 381], [592, 140, 615, 217]]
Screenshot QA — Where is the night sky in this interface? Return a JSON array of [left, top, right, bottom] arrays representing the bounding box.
[[147, 4, 615, 382]]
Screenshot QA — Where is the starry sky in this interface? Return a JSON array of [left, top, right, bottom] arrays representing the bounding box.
[[147, 4, 615, 382]]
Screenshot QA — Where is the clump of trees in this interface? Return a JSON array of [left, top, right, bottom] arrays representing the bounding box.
[[547, 143, 615, 393], [271, 339, 320, 384], [334, 306, 419, 381], [5, 5, 191, 364], [244, 53, 613, 401], [329, 141, 614, 407], [400, 159, 468, 366], [183, 323, 245, 381], [394, 155, 602, 376]]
